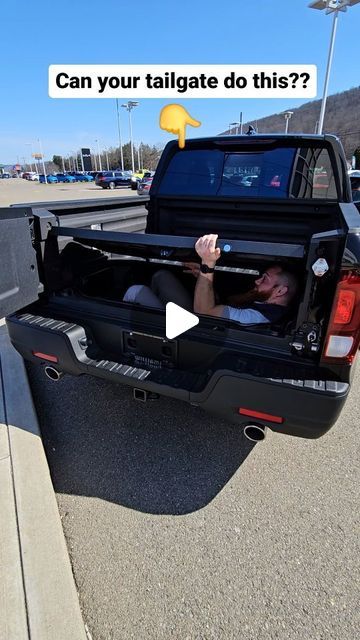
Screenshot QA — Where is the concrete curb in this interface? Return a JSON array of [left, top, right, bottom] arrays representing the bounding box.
[[0, 325, 87, 640]]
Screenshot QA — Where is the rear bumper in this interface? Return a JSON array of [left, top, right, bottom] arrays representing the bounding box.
[[7, 312, 350, 439], [195, 373, 348, 439]]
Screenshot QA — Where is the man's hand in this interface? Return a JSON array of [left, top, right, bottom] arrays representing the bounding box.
[[195, 234, 221, 267]]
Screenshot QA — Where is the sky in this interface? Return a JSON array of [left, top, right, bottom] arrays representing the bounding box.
[[0, 0, 359, 164]]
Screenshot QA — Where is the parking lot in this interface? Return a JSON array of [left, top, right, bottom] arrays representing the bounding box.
[[27, 361, 360, 640], [0, 176, 136, 207]]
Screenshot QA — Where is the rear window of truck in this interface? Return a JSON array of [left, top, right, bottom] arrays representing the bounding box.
[[158, 147, 338, 200]]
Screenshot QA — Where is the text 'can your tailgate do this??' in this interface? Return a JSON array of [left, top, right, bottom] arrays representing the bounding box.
[[49, 64, 317, 148]]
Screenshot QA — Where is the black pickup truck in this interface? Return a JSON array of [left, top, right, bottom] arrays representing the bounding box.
[[1, 134, 360, 440]]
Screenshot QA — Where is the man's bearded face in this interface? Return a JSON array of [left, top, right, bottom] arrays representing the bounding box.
[[231, 287, 273, 306]]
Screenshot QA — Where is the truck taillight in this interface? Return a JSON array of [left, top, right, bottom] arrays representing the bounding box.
[[322, 270, 360, 364], [333, 290, 355, 324]]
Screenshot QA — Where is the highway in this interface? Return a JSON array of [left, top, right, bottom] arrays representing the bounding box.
[[27, 361, 360, 640]]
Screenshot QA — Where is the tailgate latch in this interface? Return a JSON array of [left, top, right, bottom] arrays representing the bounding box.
[[290, 323, 321, 355]]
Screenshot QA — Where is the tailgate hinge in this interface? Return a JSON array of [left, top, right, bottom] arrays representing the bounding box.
[[32, 209, 58, 241]]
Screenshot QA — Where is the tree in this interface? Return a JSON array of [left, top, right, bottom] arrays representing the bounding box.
[[94, 142, 164, 173], [354, 147, 360, 170], [45, 161, 60, 174], [139, 144, 163, 171], [52, 155, 63, 171]]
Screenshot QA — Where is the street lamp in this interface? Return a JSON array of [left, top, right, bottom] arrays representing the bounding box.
[[38, 139, 47, 183], [229, 122, 240, 135], [139, 142, 143, 171], [115, 99, 124, 171], [72, 152, 77, 172], [309, 0, 360, 134], [136, 143, 141, 171], [283, 111, 294, 134], [25, 143, 34, 172], [95, 139, 102, 171], [79, 150, 85, 173], [121, 101, 139, 173], [105, 148, 110, 171]]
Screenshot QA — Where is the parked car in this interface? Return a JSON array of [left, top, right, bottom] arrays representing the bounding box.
[[350, 176, 360, 202], [131, 169, 151, 190], [95, 171, 131, 189], [73, 173, 94, 182], [0, 172, 11, 178], [22, 172, 39, 181], [39, 174, 58, 183], [137, 174, 154, 195], [56, 173, 76, 183]]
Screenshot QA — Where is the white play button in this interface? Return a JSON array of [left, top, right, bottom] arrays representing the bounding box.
[[165, 302, 199, 339]]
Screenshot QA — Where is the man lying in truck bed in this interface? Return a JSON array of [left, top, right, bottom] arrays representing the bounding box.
[[123, 234, 299, 325]]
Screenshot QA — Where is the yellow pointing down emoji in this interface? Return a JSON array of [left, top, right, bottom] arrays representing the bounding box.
[[160, 104, 201, 149]]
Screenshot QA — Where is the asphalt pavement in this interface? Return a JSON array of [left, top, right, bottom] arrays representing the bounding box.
[[26, 361, 360, 640]]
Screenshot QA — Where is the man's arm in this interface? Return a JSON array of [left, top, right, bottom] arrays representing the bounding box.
[[193, 234, 225, 317], [194, 270, 225, 316]]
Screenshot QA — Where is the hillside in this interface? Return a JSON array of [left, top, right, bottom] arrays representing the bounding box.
[[224, 86, 360, 161]]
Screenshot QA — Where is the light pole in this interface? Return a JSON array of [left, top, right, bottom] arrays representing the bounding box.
[[309, 0, 360, 134], [95, 139, 102, 171], [25, 143, 34, 172], [136, 143, 141, 171], [116, 99, 124, 171], [121, 101, 139, 173], [38, 139, 47, 183], [74, 151, 80, 172], [283, 111, 294, 134], [239, 112, 243, 135], [105, 148, 110, 171]]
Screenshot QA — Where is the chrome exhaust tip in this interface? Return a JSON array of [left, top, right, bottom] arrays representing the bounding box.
[[243, 423, 267, 442], [44, 366, 64, 382]]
